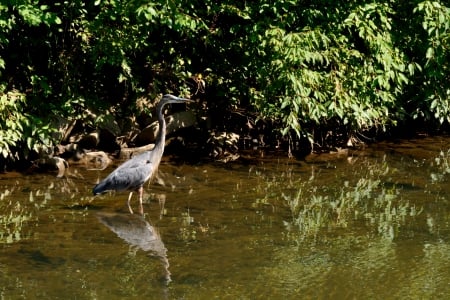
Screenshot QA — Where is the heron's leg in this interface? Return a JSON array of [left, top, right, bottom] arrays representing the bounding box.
[[138, 186, 144, 215], [127, 192, 134, 214], [159, 194, 166, 220]]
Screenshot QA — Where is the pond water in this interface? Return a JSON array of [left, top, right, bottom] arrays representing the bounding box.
[[2, 136, 450, 299]]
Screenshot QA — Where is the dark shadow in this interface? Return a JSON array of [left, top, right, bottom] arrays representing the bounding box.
[[96, 211, 171, 284]]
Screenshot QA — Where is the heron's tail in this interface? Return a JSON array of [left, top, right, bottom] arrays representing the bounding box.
[[93, 180, 110, 195]]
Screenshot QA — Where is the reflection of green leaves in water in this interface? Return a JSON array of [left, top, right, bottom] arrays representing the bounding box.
[[0, 174, 92, 244], [431, 150, 450, 183], [0, 180, 67, 244], [258, 157, 424, 243], [0, 187, 34, 243]]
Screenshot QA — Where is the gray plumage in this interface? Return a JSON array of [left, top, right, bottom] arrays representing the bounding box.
[[92, 150, 155, 192], [93, 94, 193, 214]]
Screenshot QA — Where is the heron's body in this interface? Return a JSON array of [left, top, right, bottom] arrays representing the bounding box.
[[92, 150, 158, 193], [93, 94, 192, 214]]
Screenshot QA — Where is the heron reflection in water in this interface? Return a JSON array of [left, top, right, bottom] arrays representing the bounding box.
[[93, 94, 193, 214], [97, 211, 171, 283]]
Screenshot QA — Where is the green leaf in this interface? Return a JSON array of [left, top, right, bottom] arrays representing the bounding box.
[[426, 47, 434, 59]]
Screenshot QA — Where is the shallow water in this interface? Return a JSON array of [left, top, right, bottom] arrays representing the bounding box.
[[2, 136, 450, 299]]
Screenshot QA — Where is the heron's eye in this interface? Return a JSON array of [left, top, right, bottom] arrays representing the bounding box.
[[146, 160, 151, 164]]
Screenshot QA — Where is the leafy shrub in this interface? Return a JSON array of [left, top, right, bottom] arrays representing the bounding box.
[[411, 1, 450, 124], [1, 0, 450, 164], [0, 90, 54, 161]]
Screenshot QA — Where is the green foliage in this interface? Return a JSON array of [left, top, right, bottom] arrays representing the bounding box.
[[0, 91, 27, 159], [0, 90, 55, 160], [411, 1, 450, 124], [0, 185, 34, 244], [16, 3, 62, 26], [1, 0, 450, 163], [250, 1, 413, 137]]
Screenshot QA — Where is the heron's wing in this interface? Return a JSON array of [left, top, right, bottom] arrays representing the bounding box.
[[115, 151, 153, 171], [95, 151, 157, 193]]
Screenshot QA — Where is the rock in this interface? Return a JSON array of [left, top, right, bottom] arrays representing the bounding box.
[[77, 131, 99, 149], [71, 129, 119, 153], [97, 129, 120, 153], [83, 151, 112, 170], [64, 143, 80, 155], [97, 114, 121, 137], [118, 144, 155, 160], [55, 143, 85, 161], [165, 110, 197, 134], [33, 157, 69, 178], [69, 151, 112, 170], [135, 126, 157, 146], [35, 144, 54, 158], [135, 111, 197, 146], [207, 131, 240, 162]]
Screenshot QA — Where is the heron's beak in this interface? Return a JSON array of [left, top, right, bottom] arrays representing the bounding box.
[[179, 97, 195, 103]]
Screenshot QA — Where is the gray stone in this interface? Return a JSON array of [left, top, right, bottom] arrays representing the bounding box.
[[134, 111, 196, 146], [70, 151, 111, 170], [33, 157, 69, 178]]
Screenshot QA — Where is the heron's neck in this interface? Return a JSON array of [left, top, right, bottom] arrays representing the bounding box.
[[155, 102, 167, 153]]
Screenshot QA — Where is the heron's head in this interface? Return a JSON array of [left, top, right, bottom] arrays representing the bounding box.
[[161, 94, 193, 105]]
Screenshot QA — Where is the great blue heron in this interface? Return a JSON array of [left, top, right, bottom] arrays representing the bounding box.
[[93, 94, 193, 214]]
